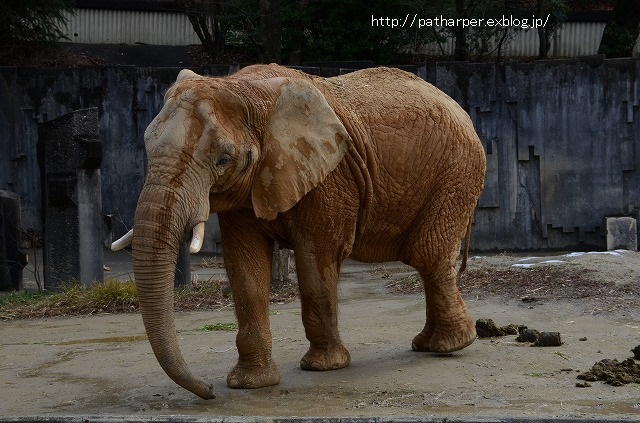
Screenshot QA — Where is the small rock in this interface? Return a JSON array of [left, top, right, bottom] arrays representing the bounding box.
[[575, 382, 591, 388], [579, 337, 588, 341]]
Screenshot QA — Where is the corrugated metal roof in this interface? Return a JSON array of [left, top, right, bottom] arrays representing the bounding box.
[[63, 9, 198, 45]]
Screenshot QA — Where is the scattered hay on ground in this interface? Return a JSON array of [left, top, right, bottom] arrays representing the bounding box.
[[384, 266, 640, 314]]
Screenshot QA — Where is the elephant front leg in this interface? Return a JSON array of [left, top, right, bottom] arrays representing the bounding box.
[[220, 217, 280, 389], [295, 252, 351, 371], [412, 263, 476, 353]]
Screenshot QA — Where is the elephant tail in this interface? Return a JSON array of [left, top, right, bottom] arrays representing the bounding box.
[[457, 215, 473, 283]]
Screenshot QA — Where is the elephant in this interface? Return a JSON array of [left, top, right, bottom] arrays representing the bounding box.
[[112, 63, 486, 400]]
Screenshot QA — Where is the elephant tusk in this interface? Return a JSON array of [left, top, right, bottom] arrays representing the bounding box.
[[111, 229, 133, 251], [189, 222, 205, 254]]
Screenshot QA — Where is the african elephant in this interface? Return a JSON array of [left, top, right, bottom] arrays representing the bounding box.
[[112, 64, 486, 399]]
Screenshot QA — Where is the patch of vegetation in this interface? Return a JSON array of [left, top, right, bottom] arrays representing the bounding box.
[[199, 322, 238, 331], [174, 277, 231, 312], [0, 279, 138, 320], [0, 275, 298, 320], [0, 291, 50, 309], [0, 0, 77, 66]]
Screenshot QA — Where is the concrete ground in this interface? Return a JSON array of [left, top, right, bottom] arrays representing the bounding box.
[[2, 249, 640, 421]]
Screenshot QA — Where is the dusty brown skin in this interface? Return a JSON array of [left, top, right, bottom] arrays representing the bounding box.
[[130, 64, 486, 399]]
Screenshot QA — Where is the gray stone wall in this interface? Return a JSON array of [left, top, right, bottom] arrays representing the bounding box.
[[1, 58, 638, 251], [0, 66, 233, 253], [433, 57, 640, 250]]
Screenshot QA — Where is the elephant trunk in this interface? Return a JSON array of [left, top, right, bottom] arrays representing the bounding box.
[[132, 185, 215, 400]]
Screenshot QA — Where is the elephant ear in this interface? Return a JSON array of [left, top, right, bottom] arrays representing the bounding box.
[[251, 78, 352, 221], [176, 69, 204, 82], [164, 69, 206, 102]]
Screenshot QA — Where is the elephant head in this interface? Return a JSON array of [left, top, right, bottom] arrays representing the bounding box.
[[112, 68, 351, 399]]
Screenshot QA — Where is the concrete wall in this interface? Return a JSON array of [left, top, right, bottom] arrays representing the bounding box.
[[431, 57, 640, 250], [1, 58, 639, 251], [0, 65, 235, 253]]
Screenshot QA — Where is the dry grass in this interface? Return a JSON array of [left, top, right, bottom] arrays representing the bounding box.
[[196, 257, 225, 269], [0, 279, 138, 320], [458, 267, 639, 304], [0, 277, 298, 320], [384, 266, 640, 314]]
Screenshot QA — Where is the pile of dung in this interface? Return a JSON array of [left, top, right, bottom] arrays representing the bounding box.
[[577, 358, 640, 386], [475, 319, 562, 346], [516, 328, 563, 347], [475, 318, 521, 338]]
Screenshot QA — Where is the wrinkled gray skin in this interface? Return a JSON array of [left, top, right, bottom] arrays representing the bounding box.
[[125, 64, 486, 400]]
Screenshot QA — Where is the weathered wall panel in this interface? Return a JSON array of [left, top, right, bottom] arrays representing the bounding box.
[[0, 66, 235, 253], [433, 58, 640, 250]]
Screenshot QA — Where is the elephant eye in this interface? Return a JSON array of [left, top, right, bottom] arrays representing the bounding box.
[[216, 155, 231, 168]]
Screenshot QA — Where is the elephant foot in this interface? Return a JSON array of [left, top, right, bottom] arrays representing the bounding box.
[[411, 317, 476, 353], [300, 344, 351, 371], [227, 360, 280, 389]]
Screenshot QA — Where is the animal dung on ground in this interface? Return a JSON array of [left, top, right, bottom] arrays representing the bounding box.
[[575, 381, 592, 388], [516, 328, 563, 347], [475, 319, 562, 346], [532, 331, 563, 347], [475, 318, 521, 338], [515, 328, 538, 343], [577, 358, 640, 386]]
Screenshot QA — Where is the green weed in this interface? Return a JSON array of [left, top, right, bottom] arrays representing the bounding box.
[[199, 322, 238, 331]]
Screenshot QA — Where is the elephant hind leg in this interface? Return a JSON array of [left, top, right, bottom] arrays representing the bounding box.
[[410, 262, 476, 353], [409, 195, 476, 353], [405, 186, 478, 353]]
